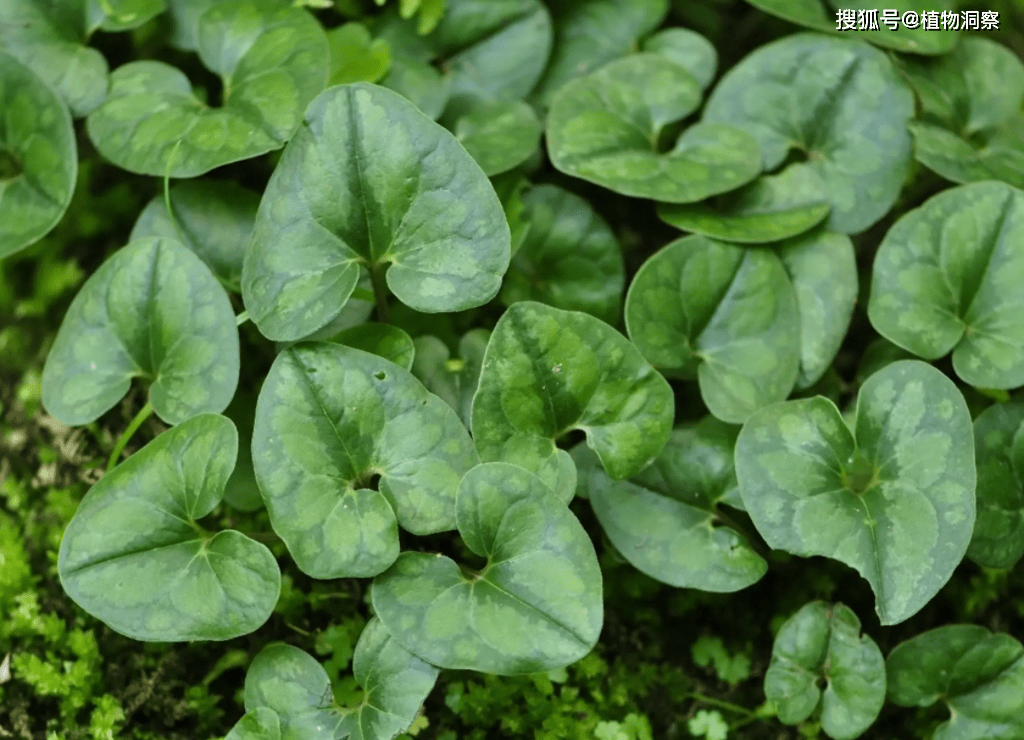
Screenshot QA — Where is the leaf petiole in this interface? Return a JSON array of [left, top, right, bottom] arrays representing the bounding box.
[[106, 402, 154, 472]]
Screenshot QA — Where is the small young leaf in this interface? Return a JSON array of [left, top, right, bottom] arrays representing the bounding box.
[[42, 237, 240, 426], [735, 360, 976, 625], [454, 100, 541, 177], [328, 22, 391, 85], [765, 601, 885, 740], [642, 27, 717, 90], [967, 402, 1024, 569], [372, 463, 603, 674], [58, 414, 281, 641], [327, 323, 416, 370], [410, 329, 489, 427]]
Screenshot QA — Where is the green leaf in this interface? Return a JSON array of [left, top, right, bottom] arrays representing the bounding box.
[[327, 323, 416, 371], [688, 709, 727, 740], [868, 181, 1024, 389], [624, 235, 800, 424], [378, 54, 450, 120], [58, 414, 281, 641], [241, 644, 341, 740], [657, 164, 831, 244], [703, 33, 914, 235], [327, 22, 391, 85], [531, 0, 668, 105], [89, 0, 167, 32], [226, 707, 281, 740], [765, 601, 885, 739], [472, 301, 674, 495], [501, 184, 625, 325], [777, 229, 857, 389], [372, 462, 603, 674], [241, 83, 511, 342], [85, 0, 329, 177], [410, 329, 488, 428], [585, 420, 767, 592], [454, 100, 541, 177], [547, 54, 761, 203], [0, 0, 109, 117], [0, 51, 77, 259], [910, 118, 1024, 190], [165, 0, 218, 50], [967, 402, 1024, 569], [886, 625, 1024, 740], [41, 237, 240, 425], [130, 179, 260, 293], [735, 360, 976, 625], [642, 27, 717, 90], [251, 342, 479, 579]]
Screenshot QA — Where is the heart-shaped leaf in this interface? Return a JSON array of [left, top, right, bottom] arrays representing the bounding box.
[[131, 180, 260, 293], [454, 100, 541, 177], [241, 83, 511, 342], [887, 625, 1024, 740], [58, 414, 280, 641], [868, 181, 1024, 389], [657, 164, 831, 244], [583, 419, 766, 592], [0, 51, 77, 258], [547, 54, 761, 203], [226, 707, 280, 740], [472, 301, 674, 496], [86, 0, 329, 177], [735, 360, 976, 625], [765, 601, 885, 740], [251, 342, 479, 579], [42, 237, 240, 425], [501, 184, 624, 325], [531, 0, 668, 105], [410, 329, 489, 428], [624, 235, 800, 424], [966, 402, 1024, 569], [702, 33, 914, 234], [642, 27, 717, 90], [372, 462, 603, 674], [328, 22, 391, 85], [0, 0, 109, 117]]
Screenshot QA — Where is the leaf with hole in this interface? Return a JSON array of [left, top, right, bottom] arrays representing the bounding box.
[[57, 414, 280, 641], [42, 237, 240, 426], [454, 100, 541, 177], [372, 462, 603, 674], [735, 360, 976, 625]]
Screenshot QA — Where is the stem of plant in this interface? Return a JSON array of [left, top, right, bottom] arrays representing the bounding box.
[[236, 310, 249, 326], [687, 692, 755, 717], [106, 402, 154, 472], [369, 263, 390, 324]]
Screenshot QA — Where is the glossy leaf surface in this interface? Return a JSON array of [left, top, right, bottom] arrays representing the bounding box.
[[454, 100, 541, 177], [328, 22, 391, 85], [967, 403, 1024, 569], [642, 27, 717, 90]]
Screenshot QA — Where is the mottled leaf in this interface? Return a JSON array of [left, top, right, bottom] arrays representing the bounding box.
[[887, 625, 1024, 740], [241, 83, 511, 342], [967, 403, 1024, 569], [130, 180, 259, 292], [251, 342, 479, 579], [547, 54, 761, 203], [703, 34, 914, 234], [624, 235, 800, 424], [868, 181, 1024, 389], [410, 329, 488, 428], [910, 117, 1024, 191], [642, 27, 717, 90], [454, 100, 541, 177], [225, 707, 281, 740], [58, 414, 280, 641], [241, 644, 341, 740], [765, 601, 885, 739], [501, 184, 624, 325], [657, 164, 831, 244], [735, 360, 976, 625], [0, 52, 77, 258], [42, 237, 240, 425], [372, 463, 603, 674], [86, 0, 329, 177], [328, 22, 391, 85]]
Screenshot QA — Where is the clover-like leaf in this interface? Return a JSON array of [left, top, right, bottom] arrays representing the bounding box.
[[642, 27, 717, 90], [58, 414, 280, 641], [967, 402, 1024, 569], [0, 52, 77, 259], [765, 601, 885, 740], [241, 83, 511, 342], [624, 235, 800, 424], [85, 0, 329, 177], [868, 181, 1024, 389], [472, 301, 673, 496], [531, 0, 668, 105], [372, 462, 603, 674], [735, 360, 976, 625], [657, 164, 831, 244], [0, 0, 109, 117], [584, 420, 767, 592], [547, 54, 761, 203], [328, 22, 391, 85], [703, 33, 914, 234], [454, 101, 541, 177], [410, 329, 488, 428], [252, 342, 479, 579], [887, 625, 1024, 740], [327, 323, 416, 371], [42, 237, 240, 425], [777, 229, 857, 389], [131, 180, 259, 293], [501, 184, 624, 325]]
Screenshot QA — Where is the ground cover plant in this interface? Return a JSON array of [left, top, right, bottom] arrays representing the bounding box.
[[3, 0, 1024, 738]]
